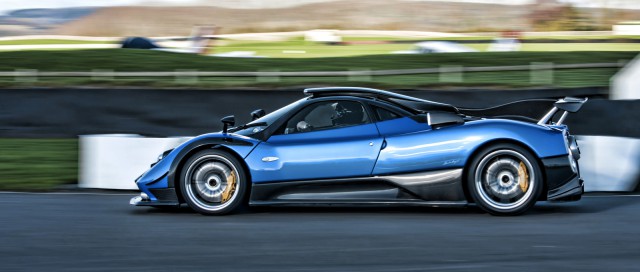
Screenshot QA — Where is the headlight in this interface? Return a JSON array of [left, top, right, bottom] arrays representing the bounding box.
[[152, 149, 174, 167], [158, 149, 173, 162]]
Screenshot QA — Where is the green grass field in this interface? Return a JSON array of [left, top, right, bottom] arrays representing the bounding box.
[[0, 139, 77, 190], [0, 49, 636, 88], [214, 39, 640, 57], [214, 41, 410, 57], [1, 49, 635, 71], [0, 68, 621, 89], [2, 35, 640, 57]]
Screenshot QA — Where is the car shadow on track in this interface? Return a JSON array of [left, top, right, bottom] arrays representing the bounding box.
[[529, 195, 640, 215], [249, 205, 487, 215], [130, 195, 639, 216], [527, 203, 593, 216], [129, 204, 486, 216]]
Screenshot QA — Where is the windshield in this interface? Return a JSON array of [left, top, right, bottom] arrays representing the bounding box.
[[232, 98, 306, 137]]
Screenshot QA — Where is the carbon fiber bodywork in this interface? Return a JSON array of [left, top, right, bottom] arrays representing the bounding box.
[[543, 156, 584, 201]]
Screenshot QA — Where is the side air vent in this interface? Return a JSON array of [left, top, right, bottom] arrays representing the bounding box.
[[427, 112, 465, 129]]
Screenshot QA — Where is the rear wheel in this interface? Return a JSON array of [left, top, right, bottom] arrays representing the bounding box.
[[179, 149, 247, 215], [467, 144, 542, 216]]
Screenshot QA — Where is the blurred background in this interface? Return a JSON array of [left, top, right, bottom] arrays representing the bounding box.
[[0, 0, 640, 191], [0, 0, 638, 192], [2, 1, 640, 271]]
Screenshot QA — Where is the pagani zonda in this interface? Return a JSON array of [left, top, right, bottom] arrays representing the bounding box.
[[130, 87, 586, 215]]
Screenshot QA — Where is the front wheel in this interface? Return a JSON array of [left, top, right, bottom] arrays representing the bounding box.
[[467, 144, 543, 216], [179, 149, 248, 215]]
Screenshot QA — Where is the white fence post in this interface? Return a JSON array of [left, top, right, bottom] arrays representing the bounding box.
[[439, 65, 463, 83], [91, 69, 113, 81], [15, 69, 38, 83], [348, 69, 372, 82], [530, 62, 554, 85], [257, 69, 280, 83], [175, 69, 199, 84]]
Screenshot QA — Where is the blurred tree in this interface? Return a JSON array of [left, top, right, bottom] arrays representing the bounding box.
[[529, 0, 600, 31]]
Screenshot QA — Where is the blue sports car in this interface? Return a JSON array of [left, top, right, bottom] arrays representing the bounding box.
[[130, 87, 586, 216]]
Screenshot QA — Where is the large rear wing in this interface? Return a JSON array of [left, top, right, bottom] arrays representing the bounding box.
[[537, 97, 588, 126]]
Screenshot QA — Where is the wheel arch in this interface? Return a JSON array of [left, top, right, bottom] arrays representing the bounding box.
[[170, 143, 252, 204], [461, 138, 547, 203]]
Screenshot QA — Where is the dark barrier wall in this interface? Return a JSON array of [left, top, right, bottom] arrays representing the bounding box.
[[0, 88, 300, 137], [0, 87, 637, 138]]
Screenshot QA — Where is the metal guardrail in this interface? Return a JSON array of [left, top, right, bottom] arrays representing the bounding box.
[[0, 62, 625, 78]]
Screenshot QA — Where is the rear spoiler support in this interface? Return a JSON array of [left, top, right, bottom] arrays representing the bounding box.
[[537, 97, 588, 126]]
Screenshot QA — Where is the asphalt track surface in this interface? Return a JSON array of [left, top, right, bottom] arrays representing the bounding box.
[[1, 192, 640, 272]]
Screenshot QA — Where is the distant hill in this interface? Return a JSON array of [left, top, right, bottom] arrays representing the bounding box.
[[0, 7, 96, 36], [3, 0, 638, 37], [187, 0, 343, 9], [51, 0, 640, 37], [52, 0, 536, 36]]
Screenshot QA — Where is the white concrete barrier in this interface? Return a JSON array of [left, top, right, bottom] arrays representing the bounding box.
[[611, 53, 640, 100], [79, 134, 639, 192], [613, 24, 640, 36], [79, 134, 191, 190], [577, 136, 640, 192]]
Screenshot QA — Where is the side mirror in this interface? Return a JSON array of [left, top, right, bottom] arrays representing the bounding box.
[[251, 109, 266, 121], [221, 115, 235, 134]]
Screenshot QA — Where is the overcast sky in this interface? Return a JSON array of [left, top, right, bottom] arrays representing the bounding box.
[[1, 0, 638, 15]]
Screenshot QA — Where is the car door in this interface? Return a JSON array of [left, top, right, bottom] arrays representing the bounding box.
[[246, 100, 383, 183], [371, 106, 468, 175]]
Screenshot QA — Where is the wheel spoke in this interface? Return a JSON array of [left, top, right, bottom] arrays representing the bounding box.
[[474, 149, 536, 211], [183, 153, 242, 213]]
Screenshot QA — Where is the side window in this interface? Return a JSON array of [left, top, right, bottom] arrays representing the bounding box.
[[374, 106, 402, 122], [280, 101, 370, 134]]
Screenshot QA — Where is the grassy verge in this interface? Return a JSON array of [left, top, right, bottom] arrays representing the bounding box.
[[214, 42, 410, 57], [1, 49, 636, 71], [0, 68, 621, 89], [0, 139, 77, 190], [215, 40, 640, 57], [0, 49, 636, 88]]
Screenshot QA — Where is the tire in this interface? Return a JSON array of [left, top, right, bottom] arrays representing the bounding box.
[[179, 149, 248, 215], [466, 143, 543, 216]]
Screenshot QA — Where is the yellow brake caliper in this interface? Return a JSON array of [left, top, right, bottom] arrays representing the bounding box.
[[220, 171, 237, 203], [518, 161, 529, 192]]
